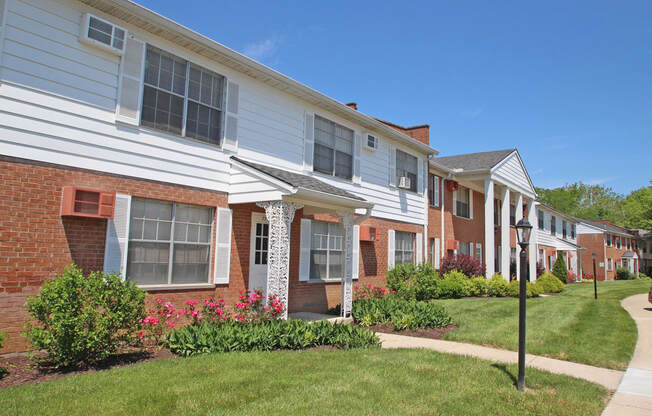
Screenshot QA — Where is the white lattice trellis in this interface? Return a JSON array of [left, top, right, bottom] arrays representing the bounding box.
[[338, 212, 355, 317]]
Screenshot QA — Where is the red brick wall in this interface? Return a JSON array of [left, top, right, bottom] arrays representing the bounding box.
[[578, 233, 606, 280], [0, 157, 228, 353]]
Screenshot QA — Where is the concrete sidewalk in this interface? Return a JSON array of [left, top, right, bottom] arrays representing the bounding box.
[[378, 332, 624, 390], [602, 293, 652, 416]]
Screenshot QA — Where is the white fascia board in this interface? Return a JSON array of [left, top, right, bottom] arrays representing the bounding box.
[[230, 159, 297, 193]]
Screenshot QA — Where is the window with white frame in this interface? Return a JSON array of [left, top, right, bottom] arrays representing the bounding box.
[[313, 115, 354, 180], [627, 238, 631, 250], [395, 232, 415, 265], [537, 210, 544, 229], [571, 224, 576, 239], [475, 243, 482, 262], [396, 150, 418, 192], [127, 198, 213, 286], [562, 220, 568, 239], [606, 234, 612, 246], [616, 237, 621, 249], [550, 215, 556, 235], [456, 186, 471, 218], [310, 221, 344, 280], [510, 204, 516, 226], [141, 46, 224, 145], [428, 174, 440, 207], [607, 258, 613, 271], [459, 242, 472, 256]]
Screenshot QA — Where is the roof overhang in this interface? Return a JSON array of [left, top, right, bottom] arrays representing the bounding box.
[[229, 158, 373, 211], [79, 0, 437, 156]]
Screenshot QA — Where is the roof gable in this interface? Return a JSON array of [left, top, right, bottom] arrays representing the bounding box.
[[434, 149, 515, 171]]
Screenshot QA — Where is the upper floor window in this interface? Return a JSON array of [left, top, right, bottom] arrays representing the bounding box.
[[428, 174, 440, 207], [606, 234, 612, 246], [509, 204, 516, 226], [627, 238, 631, 250], [550, 215, 556, 235], [456, 187, 471, 219], [127, 198, 214, 286], [395, 232, 415, 265], [616, 237, 621, 249], [310, 221, 344, 280], [537, 210, 544, 229], [313, 115, 353, 180], [142, 46, 224, 146], [562, 220, 568, 239], [571, 224, 576, 239], [396, 150, 418, 192]]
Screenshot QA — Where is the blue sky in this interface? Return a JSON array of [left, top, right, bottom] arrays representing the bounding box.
[[136, 0, 651, 195]]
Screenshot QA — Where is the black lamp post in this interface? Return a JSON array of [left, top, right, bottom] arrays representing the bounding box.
[[592, 253, 598, 300], [515, 218, 532, 392]]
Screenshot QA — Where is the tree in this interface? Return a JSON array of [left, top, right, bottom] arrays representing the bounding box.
[[621, 187, 652, 230], [552, 255, 568, 283]]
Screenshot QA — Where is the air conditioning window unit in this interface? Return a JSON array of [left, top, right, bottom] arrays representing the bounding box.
[[398, 176, 411, 189], [60, 186, 116, 219], [80, 13, 126, 55], [359, 226, 377, 242], [364, 134, 378, 151]]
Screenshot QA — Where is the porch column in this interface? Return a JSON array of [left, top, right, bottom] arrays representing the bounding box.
[[338, 212, 355, 317], [484, 179, 495, 278], [514, 192, 523, 280], [527, 199, 537, 281], [257, 201, 301, 319], [500, 186, 510, 280]]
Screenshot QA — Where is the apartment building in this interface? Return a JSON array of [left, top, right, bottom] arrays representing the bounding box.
[[534, 204, 581, 280], [577, 220, 639, 280], [0, 0, 437, 352]]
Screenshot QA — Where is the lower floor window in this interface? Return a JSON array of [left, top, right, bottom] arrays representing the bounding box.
[[459, 242, 472, 256], [310, 221, 343, 279], [395, 231, 415, 265], [127, 198, 214, 285]]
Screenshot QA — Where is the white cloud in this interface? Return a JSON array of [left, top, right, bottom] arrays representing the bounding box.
[[242, 37, 281, 65]]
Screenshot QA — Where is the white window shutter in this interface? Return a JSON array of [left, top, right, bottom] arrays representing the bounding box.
[[214, 208, 232, 284], [223, 81, 239, 152], [299, 219, 312, 281], [104, 194, 131, 279], [469, 189, 474, 219], [116, 35, 145, 125], [388, 146, 396, 187], [303, 113, 314, 172], [352, 225, 360, 279], [434, 238, 441, 269], [476, 243, 482, 262], [417, 158, 424, 195], [416, 232, 423, 264], [452, 190, 458, 216], [353, 132, 362, 184], [388, 229, 395, 270], [469, 242, 474, 257]]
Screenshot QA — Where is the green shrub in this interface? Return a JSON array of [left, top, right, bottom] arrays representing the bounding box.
[[507, 280, 542, 298], [0, 332, 5, 378], [487, 274, 508, 297], [352, 297, 453, 331], [616, 267, 635, 280], [24, 265, 146, 368], [165, 320, 380, 357], [386, 263, 441, 300], [437, 278, 466, 299], [552, 256, 569, 283], [465, 277, 489, 297], [536, 273, 565, 293], [639, 273, 651, 281]]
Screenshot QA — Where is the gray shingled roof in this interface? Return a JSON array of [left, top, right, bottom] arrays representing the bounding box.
[[231, 157, 367, 201], [582, 219, 634, 236], [434, 149, 515, 171]]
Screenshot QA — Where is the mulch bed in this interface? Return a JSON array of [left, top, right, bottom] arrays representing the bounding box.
[[0, 346, 174, 390], [365, 323, 459, 340]]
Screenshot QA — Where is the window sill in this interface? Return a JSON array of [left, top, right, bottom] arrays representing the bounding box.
[[453, 214, 473, 220], [311, 170, 354, 185], [305, 278, 359, 284], [138, 283, 216, 291]]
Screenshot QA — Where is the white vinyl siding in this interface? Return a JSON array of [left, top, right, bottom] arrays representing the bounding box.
[[127, 198, 213, 286]]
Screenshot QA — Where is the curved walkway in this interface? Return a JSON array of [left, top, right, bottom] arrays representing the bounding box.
[[378, 332, 623, 390], [602, 293, 652, 416]]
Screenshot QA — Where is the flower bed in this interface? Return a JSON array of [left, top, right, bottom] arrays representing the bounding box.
[[166, 320, 380, 357], [352, 296, 454, 331]]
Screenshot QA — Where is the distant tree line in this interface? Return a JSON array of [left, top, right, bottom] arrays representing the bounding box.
[[535, 182, 652, 231]]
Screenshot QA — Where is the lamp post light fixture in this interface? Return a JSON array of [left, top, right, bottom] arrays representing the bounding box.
[[515, 218, 532, 392]]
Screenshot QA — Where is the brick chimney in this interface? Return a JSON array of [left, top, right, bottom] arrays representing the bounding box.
[[377, 119, 430, 146], [345, 102, 358, 111]]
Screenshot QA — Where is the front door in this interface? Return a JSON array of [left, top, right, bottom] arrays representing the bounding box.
[[249, 212, 269, 296]]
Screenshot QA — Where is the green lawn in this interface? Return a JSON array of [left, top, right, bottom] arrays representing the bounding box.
[[0, 349, 607, 416], [440, 279, 650, 370]]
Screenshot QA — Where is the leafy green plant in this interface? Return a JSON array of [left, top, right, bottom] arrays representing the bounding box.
[[165, 320, 380, 357], [552, 255, 569, 283], [437, 278, 467, 299], [0, 332, 6, 378], [386, 263, 441, 300], [487, 274, 508, 297], [536, 273, 566, 293], [507, 280, 542, 298], [465, 277, 489, 297], [639, 273, 651, 281], [352, 297, 453, 330], [616, 267, 635, 280], [24, 264, 146, 368]]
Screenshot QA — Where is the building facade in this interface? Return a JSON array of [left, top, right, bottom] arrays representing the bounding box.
[[0, 0, 437, 353], [533, 204, 581, 280], [577, 220, 639, 280]]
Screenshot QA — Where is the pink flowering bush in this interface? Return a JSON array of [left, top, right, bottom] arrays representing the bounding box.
[[354, 284, 390, 301], [139, 289, 286, 345]]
